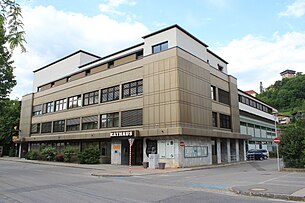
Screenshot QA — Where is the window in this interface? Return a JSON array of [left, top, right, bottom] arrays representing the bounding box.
[[101, 86, 119, 103], [32, 105, 42, 116], [108, 61, 114, 69], [55, 98, 67, 112], [68, 95, 81, 109], [66, 118, 80, 131], [212, 112, 217, 127], [31, 123, 40, 134], [101, 112, 119, 128], [53, 120, 65, 132], [218, 89, 230, 105], [122, 80, 143, 98], [82, 115, 98, 130], [136, 51, 143, 59], [51, 82, 55, 87], [185, 146, 208, 158], [217, 64, 224, 72], [219, 114, 231, 129], [85, 69, 91, 76], [121, 109, 142, 127], [101, 141, 111, 156], [152, 41, 168, 54], [211, 85, 216, 101], [43, 102, 54, 114], [66, 76, 71, 82], [41, 122, 52, 133], [83, 90, 99, 106]]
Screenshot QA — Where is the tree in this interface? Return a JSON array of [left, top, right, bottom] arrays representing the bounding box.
[[1, 0, 26, 52], [279, 120, 305, 168], [257, 74, 305, 114], [0, 99, 20, 155]]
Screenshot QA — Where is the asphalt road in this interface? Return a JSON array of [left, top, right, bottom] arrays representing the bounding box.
[[0, 159, 300, 203]]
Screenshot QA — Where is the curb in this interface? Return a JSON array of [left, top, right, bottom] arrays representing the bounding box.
[[230, 187, 305, 202]]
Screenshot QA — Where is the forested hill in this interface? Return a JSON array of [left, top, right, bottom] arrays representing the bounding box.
[[257, 73, 305, 114]]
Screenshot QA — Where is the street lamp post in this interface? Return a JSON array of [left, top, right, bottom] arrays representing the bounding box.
[[273, 111, 280, 171]]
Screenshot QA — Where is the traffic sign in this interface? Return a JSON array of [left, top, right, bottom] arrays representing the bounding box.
[[128, 138, 134, 146], [274, 137, 280, 144], [180, 141, 185, 147]]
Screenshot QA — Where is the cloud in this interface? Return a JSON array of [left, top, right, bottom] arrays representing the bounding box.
[[217, 32, 305, 92], [99, 0, 136, 15], [10, 4, 149, 99], [279, 0, 305, 17]]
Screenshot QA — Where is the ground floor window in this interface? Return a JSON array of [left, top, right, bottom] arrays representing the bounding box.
[[184, 146, 208, 158]]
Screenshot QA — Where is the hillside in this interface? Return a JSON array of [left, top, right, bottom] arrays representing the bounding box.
[[257, 73, 305, 115]]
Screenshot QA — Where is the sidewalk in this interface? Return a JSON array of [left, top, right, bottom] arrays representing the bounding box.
[[1, 157, 305, 202]]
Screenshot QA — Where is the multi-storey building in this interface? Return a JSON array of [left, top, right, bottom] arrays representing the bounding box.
[[19, 25, 249, 167], [238, 90, 277, 151]]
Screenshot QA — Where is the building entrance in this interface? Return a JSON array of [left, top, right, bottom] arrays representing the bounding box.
[[121, 139, 143, 165]]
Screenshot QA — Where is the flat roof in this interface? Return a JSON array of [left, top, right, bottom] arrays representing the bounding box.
[[143, 24, 209, 48], [207, 49, 228, 64], [33, 50, 101, 73]]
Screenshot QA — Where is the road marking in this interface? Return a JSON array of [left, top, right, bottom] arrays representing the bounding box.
[[191, 183, 226, 189], [258, 172, 293, 184]]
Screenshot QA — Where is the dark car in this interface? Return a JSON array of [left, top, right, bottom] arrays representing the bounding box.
[[246, 149, 267, 160]]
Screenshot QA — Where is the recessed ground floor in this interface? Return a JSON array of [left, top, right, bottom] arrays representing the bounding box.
[[19, 135, 247, 168]]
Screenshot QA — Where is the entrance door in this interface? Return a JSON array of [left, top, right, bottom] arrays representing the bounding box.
[[211, 139, 217, 164], [121, 139, 143, 165]]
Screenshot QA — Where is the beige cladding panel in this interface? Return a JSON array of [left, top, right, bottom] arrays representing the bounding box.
[[40, 83, 51, 91], [143, 53, 180, 129], [20, 94, 33, 138], [70, 71, 86, 81], [210, 74, 229, 91], [212, 102, 231, 115], [228, 76, 240, 133], [91, 64, 107, 74], [177, 56, 212, 129], [114, 54, 137, 67], [54, 78, 67, 86]]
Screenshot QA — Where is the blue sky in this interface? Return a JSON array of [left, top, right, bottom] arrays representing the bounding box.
[[11, 0, 305, 99]]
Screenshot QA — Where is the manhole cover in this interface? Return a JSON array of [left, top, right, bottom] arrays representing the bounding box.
[[249, 188, 267, 191]]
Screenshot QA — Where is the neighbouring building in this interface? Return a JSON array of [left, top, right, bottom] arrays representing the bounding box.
[[280, 69, 296, 79], [238, 90, 277, 152], [18, 25, 250, 168], [245, 90, 257, 97]]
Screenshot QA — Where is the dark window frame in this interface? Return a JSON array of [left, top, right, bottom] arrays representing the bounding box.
[[41, 122, 52, 133], [68, 95, 81, 109], [212, 112, 218, 127], [218, 89, 230, 105], [53, 120, 65, 132], [211, 85, 216, 101], [219, 114, 231, 129], [54, 98, 67, 112], [100, 112, 119, 128], [83, 90, 99, 106], [152, 41, 168, 54], [101, 86, 120, 103], [122, 79, 143, 99]]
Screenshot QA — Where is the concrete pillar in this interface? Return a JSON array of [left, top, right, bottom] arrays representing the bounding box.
[[227, 139, 231, 163], [243, 140, 247, 161], [235, 139, 240, 162], [217, 138, 221, 164]]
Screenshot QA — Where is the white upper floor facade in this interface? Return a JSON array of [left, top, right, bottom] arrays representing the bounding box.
[[32, 25, 228, 93]]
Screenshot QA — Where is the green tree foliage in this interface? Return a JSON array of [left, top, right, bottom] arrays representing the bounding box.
[[0, 99, 20, 155], [257, 74, 305, 114], [279, 120, 305, 168], [1, 0, 26, 52]]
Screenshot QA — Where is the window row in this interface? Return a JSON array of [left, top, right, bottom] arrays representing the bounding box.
[[210, 85, 230, 105], [32, 80, 143, 116], [31, 109, 143, 134], [238, 95, 272, 114], [212, 112, 231, 129]]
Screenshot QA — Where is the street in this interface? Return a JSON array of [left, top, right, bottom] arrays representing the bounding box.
[[0, 159, 303, 203]]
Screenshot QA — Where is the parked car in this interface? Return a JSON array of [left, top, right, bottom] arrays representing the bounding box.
[[257, 149, 269, 159], [246, 149, 267, 160]]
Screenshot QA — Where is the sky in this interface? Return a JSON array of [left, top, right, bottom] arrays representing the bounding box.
[[10, 0, 305, 99]]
